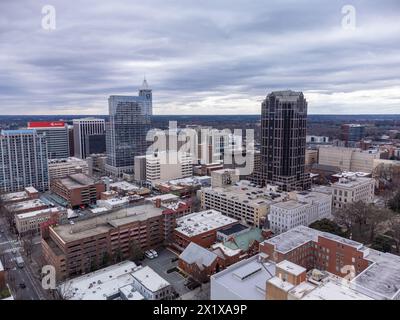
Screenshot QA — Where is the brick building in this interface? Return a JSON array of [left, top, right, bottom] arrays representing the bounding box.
[[259, 226, 370, 277], [41, 204, 165, 280], [51, 173, 105, 208], [173, 210, 238, 251]]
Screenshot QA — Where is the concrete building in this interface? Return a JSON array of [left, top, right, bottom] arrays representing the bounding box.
[[318, 146, 381, 173], [260, 90, 310, 191], [134, 151, 193, 184], [0, 129, 49, 192], [105, 80, 152, 176], [200, 180, 287, 227], [41, 203, 165, 280], [210, 169, 240, 188], [268, 191, 332, 234], [51, 173, 105, 208], [173, 210, 238, 250], [332, 173, 375, 208], [27, 121, 70, 159], [48, 157, 89, 180], [73, 118, 106, 159]]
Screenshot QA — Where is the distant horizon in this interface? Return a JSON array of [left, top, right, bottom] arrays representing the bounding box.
[[1, 1, 399, 115], [0, 113, 399, 117]]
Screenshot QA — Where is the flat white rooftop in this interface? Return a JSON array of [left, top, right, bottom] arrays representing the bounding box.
[[59, 261, 138, 300], [277, 260, 306, 276], [262, 226, 363, 254], [131, 266, 170, 293], [175, 209, 237, 237], [301, 279, 373, 300], [211, 254, 275, 300]]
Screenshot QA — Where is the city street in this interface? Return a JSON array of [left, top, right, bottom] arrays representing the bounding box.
[[0, 215, 47, 300]]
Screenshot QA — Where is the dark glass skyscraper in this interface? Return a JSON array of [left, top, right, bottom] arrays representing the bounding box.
[[260, 90, 310, 191], [105, 80, 152, 176]]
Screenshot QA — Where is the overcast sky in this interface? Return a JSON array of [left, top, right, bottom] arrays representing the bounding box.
[[0, 0, 399, 115]]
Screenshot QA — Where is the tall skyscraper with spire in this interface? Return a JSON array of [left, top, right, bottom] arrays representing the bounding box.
[[260, 90, 310, 191], [105, 79, 152, 176]]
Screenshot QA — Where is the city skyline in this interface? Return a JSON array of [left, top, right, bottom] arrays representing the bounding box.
[[0, 0, 399, 115]]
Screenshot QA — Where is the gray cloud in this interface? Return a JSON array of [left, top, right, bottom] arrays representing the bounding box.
[[0, 0, 399, 115]]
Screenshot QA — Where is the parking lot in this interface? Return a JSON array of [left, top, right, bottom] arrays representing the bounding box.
[[141, 248, 191, 296]]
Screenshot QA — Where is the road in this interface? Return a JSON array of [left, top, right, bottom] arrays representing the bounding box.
[[0, 215, 46, 300]]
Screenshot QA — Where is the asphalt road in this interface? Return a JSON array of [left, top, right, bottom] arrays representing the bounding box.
[[0, 216, 46, 300]]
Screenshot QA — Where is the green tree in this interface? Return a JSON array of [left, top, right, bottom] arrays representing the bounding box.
[[309, 219, 346, 237], [388, 191, 400, 213], [129, 240, 144, 262], [371, 235, 394, 253]]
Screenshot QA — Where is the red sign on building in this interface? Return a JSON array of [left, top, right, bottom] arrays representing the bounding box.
[[28, 121, 65, 128]]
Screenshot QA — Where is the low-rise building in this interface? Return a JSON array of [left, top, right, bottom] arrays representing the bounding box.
[[15, 207, 66, 235], [268, 191, 332, 234], [332, 173, 375, 208], [179, 242, 219, 283], [200, 180, 287, 227], [58, 261, 143, 300], [4, 198, 48, 215], [173, 210, 238, 250], [131, 265, 172, 300], [0, 187, 39, 205]]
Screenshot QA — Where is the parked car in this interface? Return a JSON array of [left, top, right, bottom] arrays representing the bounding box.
[[150, 249, 158, 258], [19, 283, 26, 289], [145, 250, 155, 259]]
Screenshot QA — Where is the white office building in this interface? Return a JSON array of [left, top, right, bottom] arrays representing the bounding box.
[[0, 130, 49, 192]]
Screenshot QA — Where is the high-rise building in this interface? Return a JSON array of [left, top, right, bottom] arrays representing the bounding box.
[[341, 124, 365, 146], [105, 80, 152, 176], [0, 129, 49, 192], [27, 121, 70, 159], [260, 90, 310, 191], [73, 118, 106, 159]]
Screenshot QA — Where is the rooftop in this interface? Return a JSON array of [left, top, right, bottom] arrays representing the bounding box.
[[179, 242, 218, 268], [175, 209, 238, 237], [131, 266, 170, 293], [58, 261, 138, 300], [16, 207, 61, 220], [262, 225, 363, 254], [110, 181, 139, 192], [58, 173, 99, 188], [301, 278, 373, 300], [202, 181, 287, 208], [211, 254, 275, 300], [223, 228, 264, 252], [5, 199, 47, 213], [217, 223, 249, 236], [271, 200, 309, 211], [52, 204, 164, 242], [0, 191, 30, 203], [276, 260, 306, 276]]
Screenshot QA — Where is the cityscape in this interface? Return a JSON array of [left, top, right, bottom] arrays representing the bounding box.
[[0, 0, 400, 309]]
